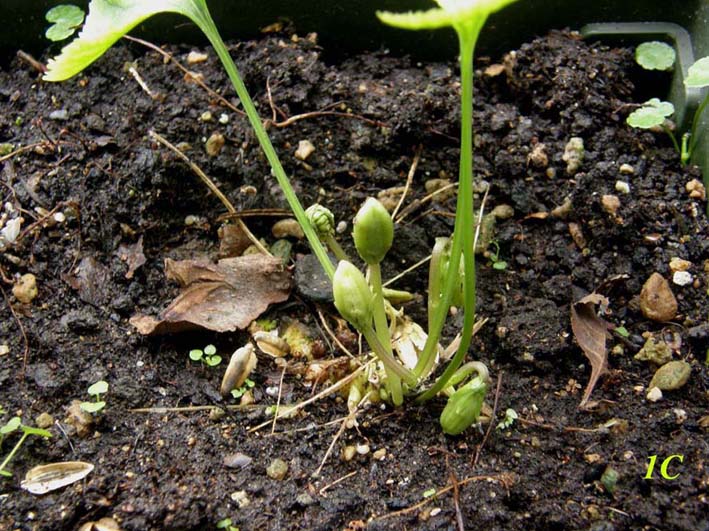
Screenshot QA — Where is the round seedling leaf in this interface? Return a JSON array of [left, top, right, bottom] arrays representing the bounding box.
[[46, 24, 77, 42], [87, 380, 108, 395], [635, 41, 676, 71], [189, 349, 204, 361], [626, 98, 674, 129], [685, 56, 709, 88], [206, 355, 222, 367], [204, 344, 217, 356], [1, 416, 21, 435], [46, 5, 85, 26], [79, 401, 105, 414]]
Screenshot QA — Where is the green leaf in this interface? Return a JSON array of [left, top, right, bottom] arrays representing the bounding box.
[[46, 5, 85, 26], [204, 344, 217, 356], [626, 98, 675, 129], [46, 24, 79, 42], [0, 469, 12, 477], [1, 417, 21, 435], [206, 355, 222, 367], [615, 326, 630, 338], [685, 56, 709, 88], [87, 380, 108, 396], [492, 260, 507, 270], [635, 41, 676, 71], [216, 519, 232, 529], [20, 426, 52, 438], [422, 488, 437, 498], [43, 0, 207, 81], [80, 401, 106, 413], [377, 8, 455, 31], [189, 349, 204, 361]]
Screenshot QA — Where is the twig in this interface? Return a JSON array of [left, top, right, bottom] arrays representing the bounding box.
[[382, 254, 431, 288], [317, 309, 355, 358], [0, 284, 29, 379], [391, 145, 423, 220], [375, 473, 514, 521], [247, 362, 371, 433], [449, 464, 465, 531], [16, 51, 46, 74], [473, 371, 503, 467], [313, 394, 367, 478], [148, 130, 271, 256], [395, 183, 458, 223], [318, 471, 357, 496], [129, 404, 260, 413], [0, 142, 48, 163], [127, 65, 158, 99], [271, 364, 287, 435]]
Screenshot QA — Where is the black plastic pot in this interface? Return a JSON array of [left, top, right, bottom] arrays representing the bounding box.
[[2, 0, 708, 179]]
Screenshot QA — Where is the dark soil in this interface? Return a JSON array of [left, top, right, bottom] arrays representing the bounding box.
[[1, 27, 708, 531]]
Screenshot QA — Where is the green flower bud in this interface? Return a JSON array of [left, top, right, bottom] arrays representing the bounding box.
[[305, 204, 335, 240], [439, 377, 487, 435], [333, 261, 373, 330], [353, 198, 393, 265]]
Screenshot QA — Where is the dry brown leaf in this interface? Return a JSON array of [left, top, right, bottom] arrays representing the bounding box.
[[130, 255, 292, 335], [63, 257, 111, 306], [570, 293, 611, 409], [117, 236, 146, 279]]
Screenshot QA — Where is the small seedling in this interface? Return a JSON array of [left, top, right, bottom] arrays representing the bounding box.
[[630, 43, 709, 168], [422, 488, 437, 499], [635, 41, 676, 71], [80, 380, 108, 414], [216, 518, 239, 531], [45, 5, 85, 42], [488, 241, 508, 270], [0, 417, 52, 478], [230, 378, 255, 399], [189, 344, 222, 367], [496, 408, 518, 430]]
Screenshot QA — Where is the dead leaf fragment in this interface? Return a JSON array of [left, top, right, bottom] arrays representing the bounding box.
[[571, 293, 611, 409], [117, 236, 146, 279], [130, 255, 292, 335], [64, 257, 111, 306], [21, 461, 94, 495]]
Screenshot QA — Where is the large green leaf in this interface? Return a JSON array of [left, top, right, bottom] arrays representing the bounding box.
[[685, 56, 709, 88], [378, 0, 520, 32], [44, 0, 206, 81]]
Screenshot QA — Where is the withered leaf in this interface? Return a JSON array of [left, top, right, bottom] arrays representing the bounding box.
[[117, 236, 146, 279], [63, 257, 111, 306], [21, 461, 94, 495], [570, 293, 611, 409], [130, 255, 292, 335]]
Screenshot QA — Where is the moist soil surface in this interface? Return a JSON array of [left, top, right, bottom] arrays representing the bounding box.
[[1, 27, 708, 531]]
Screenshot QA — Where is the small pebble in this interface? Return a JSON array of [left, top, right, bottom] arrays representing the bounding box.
[[53, 212, 66, 223], [672, 271, 693, 286], [649, 361, 691, 391], [615, 181, 630, 194], [205, 133, 225, 156], [200, 111, 213, 122], [619, 163, 635, 175], [13, 273, 38, 304], [601, 194, 620, 216], [669, 257, 692, 273], [527, 142, 548, 168], [341, 445, 356, 462], [0, 344, 8, 356], [356, 443, 370, 456], [186, 51, 208, 64], [230, 490, 250, 508], [1, 217, 22, 243], [686, 178, 706, 200], [223, 452, 252, 469], [646, 387, 663, 402], [673, 408, 687, 424], [296, 492, 315, 506], [218, 113, 229, 124], [635, 337, 672, 365], [336, 221, 347, 234], [491, 204, 514, 219], [373, 448, 387, 461], [272, 218, 304, 239], [266, 458, 288, 480], [639, 273, 677, 322], [562, 137, 584, 175], [35, 412, 54, 429], [49, 109, 68, 121], [295, 140, 315, 161]]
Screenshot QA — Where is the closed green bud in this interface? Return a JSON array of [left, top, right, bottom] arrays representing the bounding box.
[[333, 261, 373, 330], [439, 377, 487, 435], [305, 204, 335, 240], [353, 198, 393, 265]]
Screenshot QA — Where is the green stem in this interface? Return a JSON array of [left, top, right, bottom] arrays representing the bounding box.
[[192, 10, 334, 279], [361, 325, 417, 388], [687, 91, 709, 163], [661, 124, 681, 156], [417, 33, 478, 403], [427, 238, 449, 332], [369, 263, 403, 405], [324, 234, 349, 262], [0, 433, 28, 476]]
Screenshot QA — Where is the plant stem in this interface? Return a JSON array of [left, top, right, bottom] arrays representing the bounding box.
[[369, 263, 403, 405], [192, 9, 334, 279], [416, 33, 478, 403], [324, 234, 349, 262], [661, 125, 682, 156], [0, 433, 28, 476], [687, 92, 709, 163], [360, 325, 417, 388]]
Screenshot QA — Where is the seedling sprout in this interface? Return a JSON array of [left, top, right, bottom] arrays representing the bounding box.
[[45, 5, 85, 42], [80, 380, 109, 413], [189, 344, 222, 367], [0, 416, 52, 478], [635, 41, 675, 71]]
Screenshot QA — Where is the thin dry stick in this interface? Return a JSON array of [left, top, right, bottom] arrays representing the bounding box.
[[395, 182, 458, 223], [449, 465, 465, 531], [127, 65, 158, 99], [382, 254, 431, 288], [317, 309, 355, 358], [319, 471, 357, 496], [0, 284, 29, 379], [130, 404, 260, 413], [391, 145, 423, 220], [271, 364, 287, 435], [473, 371, 503, 467], [148, 130, 271, 256], [248, 362, 371, 433], [0, 142, 48, 163], [314, 394, 367, 477], [376, 473, 513, 521]]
